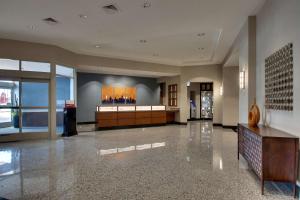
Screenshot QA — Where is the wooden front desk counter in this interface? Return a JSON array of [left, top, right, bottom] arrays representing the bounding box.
[[95, 106, 166, 129]]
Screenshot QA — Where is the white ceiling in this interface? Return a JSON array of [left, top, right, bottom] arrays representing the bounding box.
[[0, 0, 265, 66]]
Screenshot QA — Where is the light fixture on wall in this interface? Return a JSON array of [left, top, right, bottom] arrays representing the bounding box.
[[220, 85, 223, 96], [187, 81, 190, 87], [239, 70, 245, 89]]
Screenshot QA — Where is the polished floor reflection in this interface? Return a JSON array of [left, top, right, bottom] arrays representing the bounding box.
[[0, 122, 296, 199]]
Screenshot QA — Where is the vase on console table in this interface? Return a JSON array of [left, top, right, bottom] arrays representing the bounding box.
[[262, 104, 271, 127], [248, 98, 260, 127]]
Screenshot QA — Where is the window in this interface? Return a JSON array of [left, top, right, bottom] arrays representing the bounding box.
[[56, 65, 74, 77], [21, 61, 50, 72], [0, 59, 19, 70], [168, 84, 177, 107]]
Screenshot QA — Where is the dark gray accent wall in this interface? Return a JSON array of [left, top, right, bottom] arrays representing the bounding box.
[[77, 73, 160, 123]]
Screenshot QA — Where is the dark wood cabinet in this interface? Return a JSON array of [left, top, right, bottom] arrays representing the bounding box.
[[168, 84, 177, 107], [238, 124, 299, 197], [166, 111, 175, 123]]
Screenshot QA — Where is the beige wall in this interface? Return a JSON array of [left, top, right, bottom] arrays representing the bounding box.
[[222, 66, 239, 126], [0, 38, 181, 76], [180, 65, 223, 124], [159, 64, 223, 124], [225, 16, 256, 124], [158, 76, 181, 122], [238, 20, 249, 123], [187, 83, 201, 119], [1, 38, 226, 125]]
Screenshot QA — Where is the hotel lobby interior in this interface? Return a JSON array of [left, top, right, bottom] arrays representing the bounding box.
[[0, 0, 300, 199]]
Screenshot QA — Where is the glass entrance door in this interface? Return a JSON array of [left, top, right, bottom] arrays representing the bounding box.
[[21, 80, 49, 133], [0, 80, 20, 135], [0, 79, 49, 136]]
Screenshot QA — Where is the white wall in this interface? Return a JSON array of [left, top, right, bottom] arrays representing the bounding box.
[[238, 21, 249, 123], [256, 0, 300, 136]]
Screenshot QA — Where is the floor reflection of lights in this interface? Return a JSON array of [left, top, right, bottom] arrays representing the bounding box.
[[0, 150, 20, 176], [98, 142, 166, 156]]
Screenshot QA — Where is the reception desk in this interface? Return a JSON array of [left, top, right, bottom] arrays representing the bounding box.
[[95, 105, 166, 129]]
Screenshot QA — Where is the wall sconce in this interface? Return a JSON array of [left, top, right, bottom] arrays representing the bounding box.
[[220, 85, 223, 96], [187, 81, 191, 87], [239, 70, 245, 89]]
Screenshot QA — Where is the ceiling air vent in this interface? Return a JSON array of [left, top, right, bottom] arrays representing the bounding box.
[[102, 4, 119, 14], [43, 17, 59, 25]]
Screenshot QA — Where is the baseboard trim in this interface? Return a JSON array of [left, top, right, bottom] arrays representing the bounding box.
[[213, 123, 222, 127], [77, 121, 96, 125], [166, 121, 188, 125], [222, 125, 237, 129], [188, 118, 214, 121], [187, 118, 201, 121]]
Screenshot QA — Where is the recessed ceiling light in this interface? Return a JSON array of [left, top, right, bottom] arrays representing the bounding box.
[[197, 33, 206, 37], [79, 14, 88, 19], [27, 25, 36, 30], [95, 45, 101, 48], [139, 40, 147, 43], [143, 1, 151, 8]]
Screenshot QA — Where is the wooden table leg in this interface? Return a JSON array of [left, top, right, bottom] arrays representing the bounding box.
[[293, 183, 297, 198], [261, 180, 264, 195]]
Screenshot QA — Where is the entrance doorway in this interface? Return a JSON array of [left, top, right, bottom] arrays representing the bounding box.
[[0, 79, 49, 136]]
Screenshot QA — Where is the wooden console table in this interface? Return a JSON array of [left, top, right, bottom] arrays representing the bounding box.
[[238, 124, 299, 197]]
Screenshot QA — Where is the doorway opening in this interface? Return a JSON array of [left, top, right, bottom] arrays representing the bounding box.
[[187, 82, 214, 121], [0, 79, 50, 136]]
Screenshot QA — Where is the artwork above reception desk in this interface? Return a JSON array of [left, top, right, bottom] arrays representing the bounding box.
[[95, 105, 166, 129]]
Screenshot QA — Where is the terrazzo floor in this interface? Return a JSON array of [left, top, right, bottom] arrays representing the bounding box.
[[0, 121, 297, 200]]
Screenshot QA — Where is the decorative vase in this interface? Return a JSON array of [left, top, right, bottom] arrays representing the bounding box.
[[248, 98, 260, 127], [262, 104, 271, 127]]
